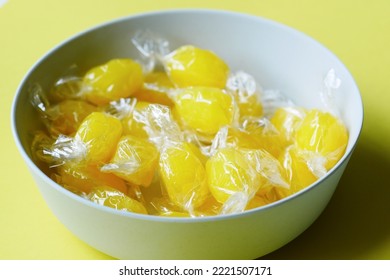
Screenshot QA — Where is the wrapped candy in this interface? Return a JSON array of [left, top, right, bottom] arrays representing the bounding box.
[[30, 83, 98, 136], [31, 109, 148, 212], [279, 145, 318, 194], [29, 32, 349, 218], [72, 112, 123, 165], [48, 100, 98, 135], [172, 87, 235, 137], [206, 146, 289, 214], [48, 64, 84, 103], [226, 71, 263, 122], [44, 59, 144, 106], [132, 32, 235, 140], [159, 141, 209, 211], [133, 104, 209, 215], [250, 70, 347, 197], [270, 106, 306, 145], [206, 147, 259, 205], [101, 135, 159, 187], [274, 70, 349, 194], [132, 31, 229, 89], [30, 131, 130, 196], [294, 109, 348, 172], [241, 117, 285, 158], [88, 186, 147, 214], [52, 162, 128, 195], [132, 71, 174, 106], [164, 45, 229, 89], [104, 98, 149, 138], [83, 58, 144, 105]]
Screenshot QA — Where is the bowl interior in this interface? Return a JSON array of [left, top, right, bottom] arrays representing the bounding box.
[[13, 9, 363, 210]]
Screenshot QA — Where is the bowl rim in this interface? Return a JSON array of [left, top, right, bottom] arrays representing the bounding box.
[[10, 8, 364, 224]]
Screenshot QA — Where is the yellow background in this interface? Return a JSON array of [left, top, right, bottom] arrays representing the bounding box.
[[1, 0, 389, 259]]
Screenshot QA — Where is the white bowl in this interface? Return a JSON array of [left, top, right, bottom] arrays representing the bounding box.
[[11, 10, 363, 259]]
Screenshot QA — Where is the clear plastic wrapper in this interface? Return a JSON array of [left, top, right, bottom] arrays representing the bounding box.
[[29, 31, 350, 218], [104, 97, 137, 120], [30, 83, 98, 136], [164, 45, 229, 88], [31, 132, 132, 197], [101, 135, 159, 187], [273, 70, 348, 192], [132, 31, 229, 89], [321, 68, 342, 118], [204, 124, 289, 214], [226, 71, 263, 123], [294, 109, 348, 172], [32, 111, 122, 169], [45, 58, 144, 106], [270, 106, 306, 145], [206, 146, 289, 214], [52, 162, 129, 195], [241, 117, 284, 158], [132, 32, 237, 142], [132, 71, 174, 106], [159, 141, 209, 214], [172, 87, 235, 138], [69, 112, 123, 165], [82, 58, 144, 105], [132, 104, 208, 215], [131, 30, 170, 74], [261, 89, 295, 118], [279, 145, 320, 194], [132, 103, 182, 145], [49, 64, 84, 102], [87, 186, 147, 214]]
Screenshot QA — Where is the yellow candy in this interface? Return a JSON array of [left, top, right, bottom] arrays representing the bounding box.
[[133, 72, 174, 106], [226, 71, 263, 121], [206, 147, 260, 204], [75, 112, 122, 164], [53, 163, 128, 195], [225, 127, 261, 149], [239, 96, 263, 120], [165, 45, 229, 88], [251, 148, 291, 202], [130, 103, 183, 143], [152, 190, 221, 217], [122, 101, 150, 137], [49, 76, 83, 103], [88, 186, 147, 214], [256, 186, 287, 203], [48, 99, 98, 135], [102, 135, 159, 187], [242, 118, 285, 158], [31, 42, 351, 218], [196, 196, 222, 216], [295, 109, 348, 170], [159, 211, 191, 218], [270, 107, 306, 145], [147, 196, 182, 215], [279, 145, 318, 194], [83, 59, 143, 105], [245, 195, 270, 210], [159, 142, 209, 210], [207, 147, 289, 206], [174, 87, 234, 135], [210, 126, 263, 150]]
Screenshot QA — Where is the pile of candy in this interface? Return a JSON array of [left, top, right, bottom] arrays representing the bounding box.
[[30, 32, 348, 217]]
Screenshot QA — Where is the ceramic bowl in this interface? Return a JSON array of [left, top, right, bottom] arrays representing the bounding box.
[[11, 10, 363, 259]]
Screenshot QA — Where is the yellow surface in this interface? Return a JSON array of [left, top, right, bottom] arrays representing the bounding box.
[[1, 0, 389, 259]]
